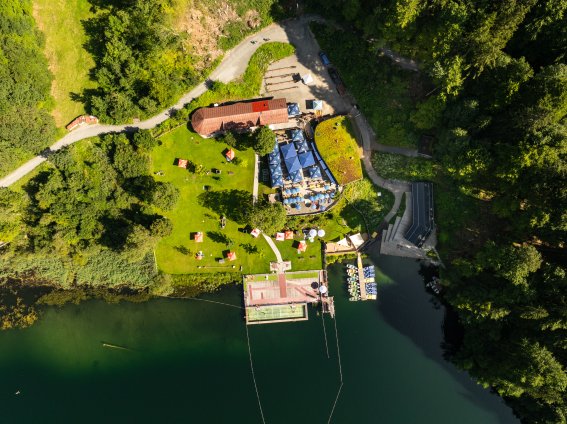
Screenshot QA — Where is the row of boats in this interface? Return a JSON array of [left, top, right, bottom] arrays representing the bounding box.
[[345, 264, 377, 301]]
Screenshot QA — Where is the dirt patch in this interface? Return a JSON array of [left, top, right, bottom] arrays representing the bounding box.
[[244, 10, 261, 29], [176, 1, 241, 70]]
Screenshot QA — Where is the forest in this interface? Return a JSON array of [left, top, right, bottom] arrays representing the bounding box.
[[305, 0, 566, 422], [0, 0, 56, 176]]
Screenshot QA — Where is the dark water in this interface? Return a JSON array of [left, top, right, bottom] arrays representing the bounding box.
[[0, 254, 518, 424]]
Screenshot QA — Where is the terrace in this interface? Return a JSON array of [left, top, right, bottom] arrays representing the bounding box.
[[267, 127, 341, 215]]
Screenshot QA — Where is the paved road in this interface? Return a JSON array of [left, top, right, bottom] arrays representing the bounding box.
[[2, 14, 414, 236], [0, 23, 293, 187]]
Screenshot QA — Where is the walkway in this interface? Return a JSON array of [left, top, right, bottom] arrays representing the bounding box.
[[349, 108, 411, 225], [378, 47, 420, 72], [262, 233, 283, 264]]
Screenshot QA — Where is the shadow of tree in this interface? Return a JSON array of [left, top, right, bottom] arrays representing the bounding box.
[[197, 189, 252, 224], [206, 231, 232, 245]]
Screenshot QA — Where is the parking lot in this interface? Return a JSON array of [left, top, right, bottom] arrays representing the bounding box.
[[259, 22, 351, 117]]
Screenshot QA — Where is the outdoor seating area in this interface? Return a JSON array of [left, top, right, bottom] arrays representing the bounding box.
[[268, 128, 340, 215]]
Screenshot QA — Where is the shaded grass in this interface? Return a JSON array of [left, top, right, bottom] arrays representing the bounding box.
[[314, 116, 362, 185], [32, 0, 97, 127], [312, 23, 422, 148], [371, 152, 438, 181]]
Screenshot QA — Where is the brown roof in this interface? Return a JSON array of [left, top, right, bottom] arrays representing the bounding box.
[[191, 98, 288, 136]]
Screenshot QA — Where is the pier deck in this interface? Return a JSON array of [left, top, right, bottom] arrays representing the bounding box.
[[357, 253, 367, 300]]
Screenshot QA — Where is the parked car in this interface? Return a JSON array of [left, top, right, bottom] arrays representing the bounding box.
[[328, 67, 340, 84], [319, 51, 331, 66]]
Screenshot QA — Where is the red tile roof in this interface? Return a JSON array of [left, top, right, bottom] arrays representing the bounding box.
[[191, 98, 288, 136]]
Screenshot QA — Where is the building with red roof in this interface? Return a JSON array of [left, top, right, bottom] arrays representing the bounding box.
[[178, 159, 188, 168], [191, 98, 289, 137], [227, 251, 237, 261], [225, 149, 235, 161]]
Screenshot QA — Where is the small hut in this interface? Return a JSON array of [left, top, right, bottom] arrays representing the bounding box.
[[250, 228, 261, 238], [225, 149, 235, 161], [227, 251, 237, 261], [284, 230, 294, 240], [178, 159, 188, 168], [194, 232, 204, 242], [297, 240, 307, 253], [275, 232, 285, 241]]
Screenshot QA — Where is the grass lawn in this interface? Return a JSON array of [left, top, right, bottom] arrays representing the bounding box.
[[312, 23, 425, 149], [33, 0, 97, 128], [314, 116, 362, 185], [371, 152, 438, 181], [151, 126, 275, 274]]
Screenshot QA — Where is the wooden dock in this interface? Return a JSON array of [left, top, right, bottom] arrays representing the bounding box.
[[357, 253, 367, 300]]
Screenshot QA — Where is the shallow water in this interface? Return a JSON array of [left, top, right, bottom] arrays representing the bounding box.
[[0, 254, 518, 423]]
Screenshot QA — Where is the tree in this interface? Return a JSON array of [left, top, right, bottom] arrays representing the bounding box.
[[133, 130, 158, 153], [222, 132, 237, 148], [151, 182, 180, 211], [247, 201, 287, 235], [150, 217, 173, 237], [253, 126, 275, 156]]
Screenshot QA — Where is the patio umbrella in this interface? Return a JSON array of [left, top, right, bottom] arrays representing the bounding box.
[[309, 229, 317, 237], [295, 204, 301, 210], [317, 229, 326, 237], [311, 204, 317, 210]]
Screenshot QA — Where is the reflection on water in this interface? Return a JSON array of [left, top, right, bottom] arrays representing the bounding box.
[[0, 253, 517, 424]]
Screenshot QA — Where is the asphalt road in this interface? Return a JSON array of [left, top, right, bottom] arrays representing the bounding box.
[[0, 22, 293, 187]]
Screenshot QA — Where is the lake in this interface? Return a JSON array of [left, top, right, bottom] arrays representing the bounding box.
[[0, 251, 518, 423]]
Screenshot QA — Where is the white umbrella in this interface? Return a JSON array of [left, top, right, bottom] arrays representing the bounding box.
[[317, 229, 325, 238], [308, 229, 317, 238]]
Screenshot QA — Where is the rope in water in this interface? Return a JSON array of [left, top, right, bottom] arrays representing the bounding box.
[[321, 312, 330, 359], [327, 314, 344, 424], [163, 296, 243, 309], [245, 324, 266, 424]]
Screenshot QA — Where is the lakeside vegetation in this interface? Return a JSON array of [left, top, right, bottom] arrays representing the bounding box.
[[308, 1, 567, 421], [0, 0, 56, 177], [314, 116, 363, 184]]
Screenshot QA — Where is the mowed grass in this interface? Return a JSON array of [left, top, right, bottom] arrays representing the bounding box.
[[33, 0, 97, 127], [151, 126, 274, 274], [314, 116, 363, 185]]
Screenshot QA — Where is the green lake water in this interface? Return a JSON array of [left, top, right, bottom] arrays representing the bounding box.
[[0, 253, 519, 423]]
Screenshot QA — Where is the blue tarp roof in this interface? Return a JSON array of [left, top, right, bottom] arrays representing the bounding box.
[[287, 103, 300, 116], [271, 174, 283, 188], [308, 165, 322, 179], [290, 170, 303, 183], [298, 151, 316, 168], [284, 156, 302, 173], [280, 143, 297, 159], [268, 151, 280, 165], [295, 140, 309, 154], [290, 129, 305, 142]]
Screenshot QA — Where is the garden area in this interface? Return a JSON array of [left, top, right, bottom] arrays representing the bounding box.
[[151, 126, 269, 274], [314, 116, 362, 185], [311, 23, 427, 149], [371, 152, 437, 181]]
